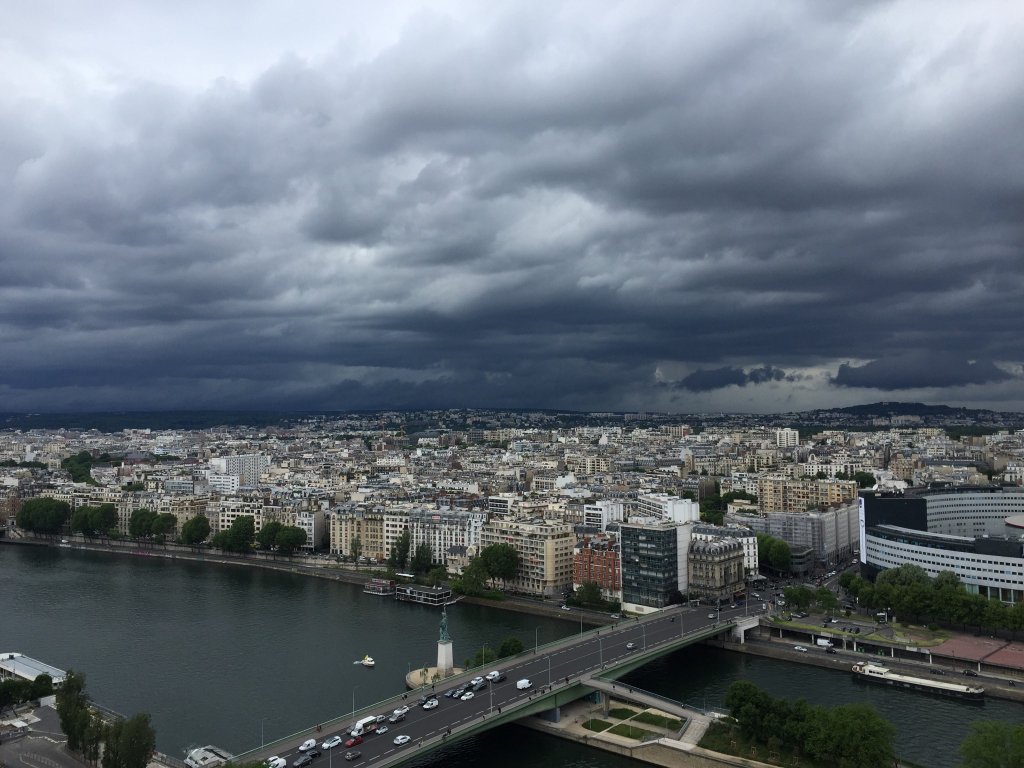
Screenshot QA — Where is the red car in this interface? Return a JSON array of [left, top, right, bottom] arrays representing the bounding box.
[[344, 736, 363, 748]]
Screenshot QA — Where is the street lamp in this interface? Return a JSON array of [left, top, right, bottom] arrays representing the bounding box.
[[535, 626, 540, 654], [260, 717, 268, 748], [351, 685, 359, 720], [641, 623, 646, 650], [547, 655, 552, 686], [598, 636, 603, 667]]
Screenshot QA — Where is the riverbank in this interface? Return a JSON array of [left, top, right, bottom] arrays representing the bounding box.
[[708, 634, 1024, 704]]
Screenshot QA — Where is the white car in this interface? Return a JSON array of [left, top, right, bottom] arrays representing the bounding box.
[[460, 691, 475, 701], [393, 735, 410, 746], [485, 670, 501, 682], [267, 758, 286, 768], [794, 645, 809, 653], [392, 705, 410, 717], [322, 736, 342, 750], [626, 642, 637, 650], [422, 699, 438, 710], [299, 740, 317, 752], [376, 725, 389, 735]]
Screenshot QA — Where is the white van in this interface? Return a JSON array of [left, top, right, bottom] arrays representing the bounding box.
[[516, 678, 532, 690]]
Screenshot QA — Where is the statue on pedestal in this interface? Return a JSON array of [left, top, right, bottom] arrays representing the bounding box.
[[439, 605, 450, 643]]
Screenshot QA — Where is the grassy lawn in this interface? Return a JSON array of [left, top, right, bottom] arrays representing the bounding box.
[[607, 707, 639, 719], [632, 711, 682, 730], [700, 721, 826, 767], [582, 719, 613, 732], [607, 723, 659, 741]]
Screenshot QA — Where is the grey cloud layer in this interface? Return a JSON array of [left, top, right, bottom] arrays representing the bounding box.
[[2, 1, 1023, 412]]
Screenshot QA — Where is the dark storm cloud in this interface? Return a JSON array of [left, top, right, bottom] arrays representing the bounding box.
[[3, 1, 1024, 412], [833, 355, 1014, 391]]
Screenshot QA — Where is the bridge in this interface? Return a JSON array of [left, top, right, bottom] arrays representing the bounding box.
[[237, 605, 763, 768]]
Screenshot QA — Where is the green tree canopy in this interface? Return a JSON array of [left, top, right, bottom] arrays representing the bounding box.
[[388, 529, 411, 569], [275, 525, 307, 555], [56, 670, 91, 753], [128, 509, 157, 538], [257, 521, 284, 550], [226, 515, 256, 553], [180, 514, 211, 545], [479, 543, 520, 585], [411, 542, 433, 575], [17, 497, 72, 535], [959, 720, 1024, 768]]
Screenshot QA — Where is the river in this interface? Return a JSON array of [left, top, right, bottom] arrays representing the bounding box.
[[3, 544, 1020, 768]]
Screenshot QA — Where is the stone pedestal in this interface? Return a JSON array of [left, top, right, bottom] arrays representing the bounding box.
[[436, 640, 453, 677]]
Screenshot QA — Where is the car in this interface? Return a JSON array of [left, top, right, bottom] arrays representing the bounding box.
[[471, 680, 487, 692], [794, 646, 808, 652], [729, 604, 737, 609], [929, 668, 945, 675], [375, 715, 387, 723], [561, 605, 571, 611], [300, 740, 317, 752], [321, 737, 342, 750], [387, 713, 405, 724], [293, 755, 313, 768], [343, 752, 361, 762], [516, 678, 533, 690], [485, 670, 502, 682], [422, 699, 438, 710], [708, 613, 716, 619], [393, 705, 410, 716], [451, 687, 466, 699], [344, 736, 362, 748], [444, 688, 460, 698], [460, 691, 475, 701], [830, 618, 840, 623], [964, 670, 979, 677], [825, 648, 837, 654], [626, 642, 637, 650], [420, 693, 437, 704], [393, 735, 410, 746], [610, 613, 621, 619], [470, 676, 485, 686], [267, 758, 286, 768], [375, 725, 389, 735]]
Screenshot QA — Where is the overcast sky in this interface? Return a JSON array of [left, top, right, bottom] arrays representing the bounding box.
[[2, 1, 1023, 414]]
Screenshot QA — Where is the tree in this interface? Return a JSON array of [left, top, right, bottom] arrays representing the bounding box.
[[180, 515, 211, 545], [816, 587, 839, 613], [350, 535, 363, 562], [114, 713, 157, 768], [411, 542, 433, 575], [16, 497, 71, 535], [388, 530, 411, 569], [574, 582, 603, 607], [275, 526, 307, 555], [72, 506, 100, 537], [92, 504, 118, 535], [784, 586, 814, 612], [454, 558, 489, 596], [56, 670, 90, 753], [852, 471, 877, 489], [497, 637, 525, 658], [128, 509, 157, 538], [226, 516, 255, 553], [959, 721, 1024, 768], [479, 543, 520, 587], [151, 513, 177, 539], [257, 521, 284, 550]]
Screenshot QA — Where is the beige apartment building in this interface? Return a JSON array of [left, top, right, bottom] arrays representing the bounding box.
[[479, 517, 574, 598], [327, 506, 408, 561], [757, 476, 857, 513]]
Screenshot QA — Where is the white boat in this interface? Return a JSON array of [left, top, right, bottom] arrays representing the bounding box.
[[851, 662, 984, 699], [361, 655, 375, 668]]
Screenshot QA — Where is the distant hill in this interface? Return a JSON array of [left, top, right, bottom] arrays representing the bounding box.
[[824, 402, 999, 418]]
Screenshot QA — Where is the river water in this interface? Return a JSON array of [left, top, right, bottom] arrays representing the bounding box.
[[3, 545, 1020, 768]]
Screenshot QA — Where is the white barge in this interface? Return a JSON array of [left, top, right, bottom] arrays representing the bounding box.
[[852, 662, 984, 700]]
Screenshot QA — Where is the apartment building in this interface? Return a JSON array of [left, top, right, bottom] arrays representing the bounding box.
[[757, 476, 857, 513], [619, 518, 694, 613], [692, 523, 759, 576], [407, 508, 487, 566], [572, 534, 621, 600], [479, 517, 574, 598], [687, 538, 746, 603], [209, 453, 270, 487], [636, 493, 700, 523]]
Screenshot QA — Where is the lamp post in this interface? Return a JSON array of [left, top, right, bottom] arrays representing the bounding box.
[[598, 636, 603, 667], [260, 717, 267, 748], [642, 623, 646, 650], [535, 626, 540, 654], [547, 655, 552, 686], [351, 685, 359, 720]]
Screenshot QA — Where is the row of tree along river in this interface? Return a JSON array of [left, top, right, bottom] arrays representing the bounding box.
[[3, 544, 1022, 768]]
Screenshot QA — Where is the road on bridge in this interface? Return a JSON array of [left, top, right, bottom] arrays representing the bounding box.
[[248, 603, 764, 768]]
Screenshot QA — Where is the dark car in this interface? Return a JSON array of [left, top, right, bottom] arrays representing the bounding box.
[[444, 688, 460, 698], [964, 670, 979, 677], [825, 648, 837, 654], [452, 687, 467, 698], [293, 755, 313, 768], [929, 668, 945, 675], [343, 752, 361, 762], [344, 736, 362, 748]]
